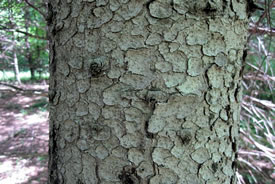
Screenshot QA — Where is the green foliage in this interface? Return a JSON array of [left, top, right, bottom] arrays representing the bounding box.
[[0, 70, 49, 82], [0, 0, 48, 78], [37, 155, 48, 162]]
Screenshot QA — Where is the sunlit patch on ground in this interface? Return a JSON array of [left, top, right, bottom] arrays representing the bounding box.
[[0, 155, 47, 184]]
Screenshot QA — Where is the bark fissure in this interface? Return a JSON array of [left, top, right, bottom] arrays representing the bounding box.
[[48, 122, 60, 184]]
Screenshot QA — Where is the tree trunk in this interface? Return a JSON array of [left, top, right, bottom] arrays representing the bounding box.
[[8, 1, 21, 84], [24, 9, 36, 80], [13, 49, 21, 84], [48, 1, 248, 184]]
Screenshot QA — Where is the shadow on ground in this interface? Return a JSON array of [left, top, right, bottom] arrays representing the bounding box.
[[0, 83, 49, 184]]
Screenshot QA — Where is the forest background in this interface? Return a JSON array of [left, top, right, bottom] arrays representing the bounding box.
[[0, 0, 274, 184]]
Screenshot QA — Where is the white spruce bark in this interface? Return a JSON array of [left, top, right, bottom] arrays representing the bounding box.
[[48, 1, 248, 184]]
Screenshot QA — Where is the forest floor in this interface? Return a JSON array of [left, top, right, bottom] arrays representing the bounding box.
[[0, 82, 48, 184]]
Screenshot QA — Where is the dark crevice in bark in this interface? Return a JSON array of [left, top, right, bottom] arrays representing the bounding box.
[[229, 125, 234, 143], [49, 41, 56, 74], [118, 174, 134, 184], [145, 120, 155, 139], [197, 163, 202, 176], [49, 90, 56, 103], [225, 105, 231, 117], [145, 0, 156, 10], [222, 0, 228, 12], [169, 0, 179, 15], [61, 3, 72, 20], [242, 48, 248, 64], [240, 49, 248, 78], [232, 141, 237, 152], [62, 30, 77, 46], [234, 84, 241, 102], [152, 162, 159, 176], [49, 77, 57, 106], [133, 167, 142, 184], [203, 91, 209, 107], [95, 162, 101, 184], [89, 62, 106, 78], [211, 163, 218, 173], [118, 166, 140, 184], [48, 122, 60, 184], [145, 95, 157, 110], [46, 3, 54, 25], [77, 179, 84, 184], [232, 160, 237, 171], [123, 60, 129, 72], [229, 0, 235, 13], [204, 63, 212, 90], [177, 131, 192, 146], [246, 0, 264, 18], [203, 2, 217, 15], [144, 91, 157, 139], [225, 105, 232, 125], [209, 113, 217, 129]]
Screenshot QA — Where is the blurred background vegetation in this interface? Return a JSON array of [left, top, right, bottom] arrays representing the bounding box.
[[0, 0, 48, 83], [238, 1, 275, 183], [0, 0, 274, 184]]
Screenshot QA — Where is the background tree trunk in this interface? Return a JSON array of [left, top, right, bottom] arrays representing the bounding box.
[[13, 49, 21, 84], [9, 2, 21, 84], [48, 1, 248, 183], [24, 9, 36, 80]]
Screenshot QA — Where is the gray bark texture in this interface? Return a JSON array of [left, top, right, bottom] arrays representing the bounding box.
[[48, 0, 248, 184]]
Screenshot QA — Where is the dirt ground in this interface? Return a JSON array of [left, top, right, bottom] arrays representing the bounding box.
[[0, 83, 49, 184]]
